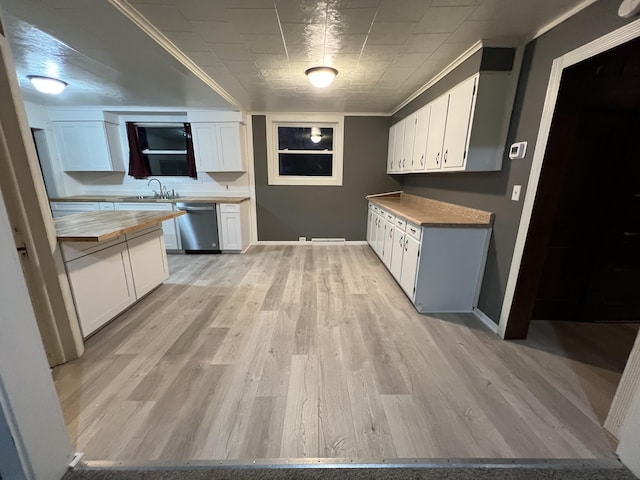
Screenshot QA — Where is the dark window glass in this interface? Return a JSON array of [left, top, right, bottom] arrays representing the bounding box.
[[137, 127, 186, 151], [144, 154, 190, 176], [279, 153, 333, 176], [277, 127, 333, 151]]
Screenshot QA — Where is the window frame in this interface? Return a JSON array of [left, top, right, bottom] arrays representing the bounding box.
[[266, 114, 344, 186]]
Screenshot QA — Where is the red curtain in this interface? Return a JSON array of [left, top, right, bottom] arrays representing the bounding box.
[[184, 122, 197, 179], [126, 122, 150, 179]]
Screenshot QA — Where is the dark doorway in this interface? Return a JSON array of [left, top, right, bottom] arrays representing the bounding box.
[[506, 36, 640, 338]]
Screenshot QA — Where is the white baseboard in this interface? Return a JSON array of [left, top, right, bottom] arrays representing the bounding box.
[[254, 241, 368, 246], [473, 307, 499, 334]]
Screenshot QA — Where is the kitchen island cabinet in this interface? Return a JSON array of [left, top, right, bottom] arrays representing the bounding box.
[[55, 210, 183, 338]]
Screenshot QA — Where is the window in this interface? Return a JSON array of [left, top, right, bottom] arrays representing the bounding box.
[[126, 122, 197, 179], [266, 114, 344, 186]]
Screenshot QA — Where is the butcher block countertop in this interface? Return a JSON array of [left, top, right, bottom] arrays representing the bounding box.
[[49, 195, 250, 204], [54, 210, 185, 242], [366, 192, 493, 228]]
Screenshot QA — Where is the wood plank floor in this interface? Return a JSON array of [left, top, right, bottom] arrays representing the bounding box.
[[52, 245, 639, 462]]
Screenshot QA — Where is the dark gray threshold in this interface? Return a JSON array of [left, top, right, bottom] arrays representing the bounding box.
[[63, 458, 638, 480]]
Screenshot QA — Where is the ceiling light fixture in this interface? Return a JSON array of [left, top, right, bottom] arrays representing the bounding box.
[[27, 75, 67, 95], [305, 66, 338, 88]]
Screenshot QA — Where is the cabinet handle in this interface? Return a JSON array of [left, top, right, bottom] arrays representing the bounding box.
[[444, 149, 448, 164], [436, 152, 440, 165], [389, 229, 393, 238], [410, 227, 416, 234], [399, 235, 404, 247], [404, 238, 409, 251], [420, 154, 424, 166]]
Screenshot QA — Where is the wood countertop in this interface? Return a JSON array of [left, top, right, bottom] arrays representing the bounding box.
[[55, 210, 186, 242], [49, 195, 250, 204], [366, 192, 493, 228]]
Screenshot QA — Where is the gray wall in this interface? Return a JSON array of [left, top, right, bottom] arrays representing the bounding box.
[[252, 115, 401, 241], [396, 0, 635, 322]]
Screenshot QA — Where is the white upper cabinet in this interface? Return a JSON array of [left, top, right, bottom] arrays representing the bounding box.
[[191, 122, 245, 172], [402, 112, 417, 172], [387, 123, 396, 172], [411, 105, 430, 172], [388, 72, 511, 174], [52, 121, 125, 172], [424, 93, 450, 172], [441, 76, 477, 170], [392, 120, 405, 173]]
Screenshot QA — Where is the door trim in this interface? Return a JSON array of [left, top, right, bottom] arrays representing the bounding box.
[[499, 18, 640, 339]]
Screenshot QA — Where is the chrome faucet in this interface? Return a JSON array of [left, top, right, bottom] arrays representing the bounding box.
[[147, 178, 163, 198]]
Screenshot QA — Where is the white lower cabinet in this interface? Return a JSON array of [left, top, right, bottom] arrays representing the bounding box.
[[399, 234, 420, 299], [114, 202, 180, 250], [217, 202, 250, 252], [63, 225, 170, 338], [126, 228, 169, 298], [64, 240, 136, 338], [50, 202, 100, 218], [367, 201, 491, 312]]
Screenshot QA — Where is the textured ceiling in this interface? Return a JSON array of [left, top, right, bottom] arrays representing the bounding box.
[[1, 0, 586, 112]]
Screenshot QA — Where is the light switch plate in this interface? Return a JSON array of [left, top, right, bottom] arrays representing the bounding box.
[[512, 185, 521, 201]]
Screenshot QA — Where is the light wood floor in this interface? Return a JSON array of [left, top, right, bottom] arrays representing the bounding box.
[[53, 245, 638, 462]]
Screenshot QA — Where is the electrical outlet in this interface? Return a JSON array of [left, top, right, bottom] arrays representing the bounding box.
[[299, 236, 306, 242], [511, 185, 521, 201]]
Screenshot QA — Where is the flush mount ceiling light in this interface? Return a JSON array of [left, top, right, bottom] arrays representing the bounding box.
[[27, 75, 67, 95], [305, 66, 338, 88]]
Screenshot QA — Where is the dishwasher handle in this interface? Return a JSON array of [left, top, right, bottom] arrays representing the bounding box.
[[177, 206, 215, 212]]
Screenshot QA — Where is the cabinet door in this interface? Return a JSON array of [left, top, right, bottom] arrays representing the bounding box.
[[390, 229, 405, 281], [412, 105, 430, 171], [50, 202, 100, 218], [442, 76, 476, 170], [393, 120, 405, 173], [400, 235, 420, 299], [114, 203, 179, 250], [65, 241, 135, 338], [425, 95, 448, 171], [192, 123, 218, 171], [387, 124, 396, 173], [374, 214, 385, 258], [127, 228, 169, 298], [53, 122, 112, 171], [366, 207, 374, 245], [382, 220, 394, 268], [220, 212, 242, 250], [403, 113, 417, 172], [215, 123, 244, 172]]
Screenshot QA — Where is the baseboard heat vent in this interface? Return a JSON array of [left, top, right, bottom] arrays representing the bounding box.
[[311, 238, 346, 245]]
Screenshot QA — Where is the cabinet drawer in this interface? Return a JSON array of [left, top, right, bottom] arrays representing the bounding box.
[[395, 217, 407, 231], [99, 202, 115, 210], [406, 222, 421, 241], [219, 203, 240, 213], [384, 211, 395, 222]]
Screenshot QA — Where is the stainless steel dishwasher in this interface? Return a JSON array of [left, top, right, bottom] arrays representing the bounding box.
[[175, 202, 220, 254]]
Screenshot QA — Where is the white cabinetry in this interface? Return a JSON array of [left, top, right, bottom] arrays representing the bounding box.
[[126, 228, 169, 298], [114, 202, 180, 250], [381, 211, 395, 268], [402, 113, 416, 172], [62, 225, 169, 338], [191, 122, 245, 172], [412, 106, 430, 172], [425, 94, 450, 171], [217, 201, 250, 252], [64, 239, 136, 337], [367, 201, 491, 312], [52, 121, 125, 172], [392, 121, 405, 173], [50, 201, 99, 218], [388, 72, 511, 174]]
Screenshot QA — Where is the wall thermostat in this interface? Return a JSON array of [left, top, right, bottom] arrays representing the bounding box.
[[509, 141, 527, 160]]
